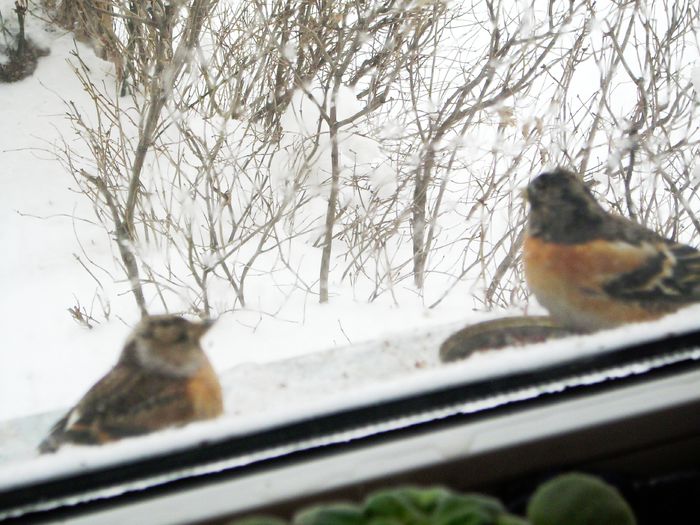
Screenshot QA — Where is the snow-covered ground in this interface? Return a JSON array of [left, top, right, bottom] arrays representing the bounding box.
[[2, 0, 700, 479], [3, 302, 700, 488], [0, 4, 509, 428]]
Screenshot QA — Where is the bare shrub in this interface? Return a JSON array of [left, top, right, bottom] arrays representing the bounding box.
[[51, 0, 700, 320]]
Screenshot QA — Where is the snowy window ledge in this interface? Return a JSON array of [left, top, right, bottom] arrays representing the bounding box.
[[2, 310, 700, 523]]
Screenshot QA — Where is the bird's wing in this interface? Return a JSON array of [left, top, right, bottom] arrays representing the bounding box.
[[38, 414, 71, 453], [603, 240, 700, 304], [39, 366, 192, 452]]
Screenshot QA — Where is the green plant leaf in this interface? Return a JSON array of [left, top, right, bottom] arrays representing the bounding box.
[[527, 473, 636, 525], [496, 514, 531, 525], [364, 487, 521, 525], [294, 503, 364, 525]]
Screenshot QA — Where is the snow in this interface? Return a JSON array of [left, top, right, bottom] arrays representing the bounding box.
[[693, 66, 700, 100], [1, 0, 699, 487], [0, 3, 486, 429], [3, 303, 700, 495]]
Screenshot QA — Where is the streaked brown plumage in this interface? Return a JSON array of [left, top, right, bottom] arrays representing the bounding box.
[[39, 315, 223, 453]]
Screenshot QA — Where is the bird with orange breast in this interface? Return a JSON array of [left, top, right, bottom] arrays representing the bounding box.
[[39, 315, 223, 453], [523, 169, 700, 332]]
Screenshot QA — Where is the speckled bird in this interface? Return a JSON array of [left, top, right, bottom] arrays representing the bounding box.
[[523, 169, 700, 331], [39, 315, 223, 453]]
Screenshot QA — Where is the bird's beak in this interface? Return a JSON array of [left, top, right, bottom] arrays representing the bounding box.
[[520, 186, 529, 201], [192, 318, 216, 339]]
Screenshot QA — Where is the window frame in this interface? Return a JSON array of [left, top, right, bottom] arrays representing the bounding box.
[[2, 327, 700, 523]]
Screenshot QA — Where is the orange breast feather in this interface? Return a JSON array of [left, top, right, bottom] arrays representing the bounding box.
[[523, 236, 665, 328], [186, 362, 224, 420]]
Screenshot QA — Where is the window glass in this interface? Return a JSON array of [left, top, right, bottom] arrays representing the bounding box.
[[1, 0, 698, 490]]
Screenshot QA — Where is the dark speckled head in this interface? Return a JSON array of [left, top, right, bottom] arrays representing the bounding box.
[[137, 315, 213, 344], [526, 169, 608, 244], [121, 315, 216, 377]]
